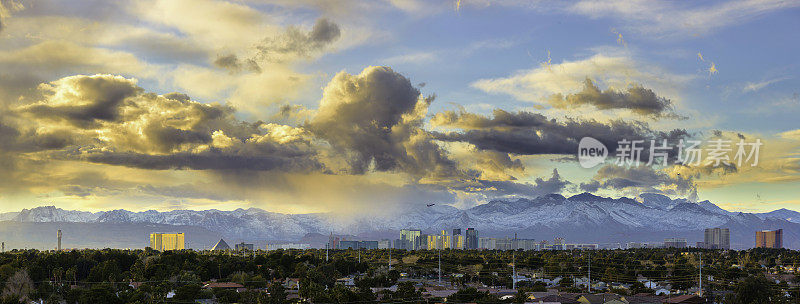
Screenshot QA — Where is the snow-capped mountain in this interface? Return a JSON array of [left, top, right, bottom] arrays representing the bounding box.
[[13, 206, 101, 222], [4, 193, 800, 249], [756, 208, 800, 223]]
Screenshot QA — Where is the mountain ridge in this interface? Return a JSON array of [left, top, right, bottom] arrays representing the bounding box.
[[4, 193, 799, 249]]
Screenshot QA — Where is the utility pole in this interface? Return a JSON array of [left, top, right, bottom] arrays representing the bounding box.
[[587, 252, 591, 293], [699, 252, 703, 297], [438, 236, 442, 284], [512, 233, 517, 290], [358, 246, 361, 263], [388, 247, 392, 271], [325, 242, 329, 262]]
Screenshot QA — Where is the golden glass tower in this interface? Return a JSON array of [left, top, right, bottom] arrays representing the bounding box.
[[149, 232, 185, 251]]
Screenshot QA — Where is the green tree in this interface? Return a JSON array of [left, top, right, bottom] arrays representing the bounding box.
[[79, 285, 121, 304], [730, 276, 779, 304], [173, 284, 201, 302], [268, 283, 287, 304], [1, 270, 33, 303]]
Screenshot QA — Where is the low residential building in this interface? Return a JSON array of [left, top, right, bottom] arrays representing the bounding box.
[[202, 282, 244, 290], [577, 293, 623, 304], [623, 294, 664, 304], [336, 277, 355, 286], [531, 294, 580, 304], [283, 278, 300, 290], [664, 294, 704, 304]]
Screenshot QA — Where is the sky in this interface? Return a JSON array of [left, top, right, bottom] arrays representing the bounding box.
[[0, 0, 798, 214]]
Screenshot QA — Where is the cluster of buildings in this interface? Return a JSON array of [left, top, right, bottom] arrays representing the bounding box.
[[148, 227, 785, 252], [627, 228, 784, 250], [148, 233, 315, 251], [394, 228, 477, 250], [390, 228, 598, 251]]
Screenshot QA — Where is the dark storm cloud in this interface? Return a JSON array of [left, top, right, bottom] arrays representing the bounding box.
[[23, 75, 142, 128], [143, 124, 212, 153], [580, 165, 697, 198], [431, 109, 689, 157], [0, 116, 77, 152], [452, 168, 570, 198], [11, 74, 322, 172], [547, 78, 681, 118], [308, 66, 459, 177]]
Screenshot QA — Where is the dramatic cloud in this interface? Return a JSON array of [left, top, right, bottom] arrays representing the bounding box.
[[448, 168, 570, 199], [547, 78, 680, 118], [12, 74, 321, 172], [431, 108, 689, 156], [308, 66, 459, 178], [580, 165, 697, 199], [22, 75, 143, 128]]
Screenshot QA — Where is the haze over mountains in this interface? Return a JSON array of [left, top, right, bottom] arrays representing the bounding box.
[[2, 193, 800, 250]]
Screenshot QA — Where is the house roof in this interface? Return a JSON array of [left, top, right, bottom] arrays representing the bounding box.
[[203, 282, 244, 289], [625, 295, 664, 304], [535, 294, 580, 303], [664, 294, 703, 303], [579, 294, 623, 304]]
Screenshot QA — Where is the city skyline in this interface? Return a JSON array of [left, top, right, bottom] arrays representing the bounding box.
[[0, 0, 798, 216]]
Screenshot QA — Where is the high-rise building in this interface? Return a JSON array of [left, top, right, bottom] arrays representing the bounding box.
[[328, 233, 340, 250], [495, 238, 512, 250], [235, 242, 254, 251], [361, 241, 379, 249], [57, 230, 62, 251], [400, 229, 423, 250], [150, 232, 185, 251], [378, 239, 391, 249], [338, 240, 360, 249], [451, 229, 464, 249], [514, 239, 537, 250], [664, 238, 687, 248], [478, 237, 496, 250], [466, 228, 478, 249], [703, 228, 730, 249], [755, 229, 783, 248], [427, 230, 453, 250], [452, 234, 464, 249]]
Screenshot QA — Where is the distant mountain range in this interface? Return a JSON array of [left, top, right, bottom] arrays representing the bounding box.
[[3, 193, 800, 250]]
